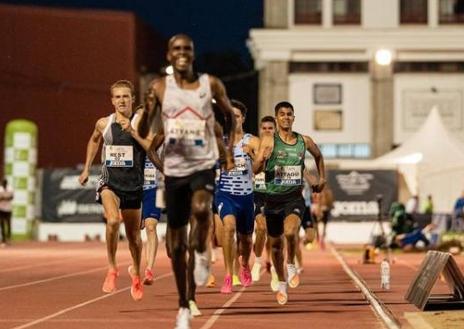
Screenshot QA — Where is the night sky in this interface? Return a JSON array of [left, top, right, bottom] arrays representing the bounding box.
[[2, 0, 263, 67]]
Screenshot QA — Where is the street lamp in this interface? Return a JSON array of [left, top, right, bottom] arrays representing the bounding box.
[[375, 49, 393, 66]]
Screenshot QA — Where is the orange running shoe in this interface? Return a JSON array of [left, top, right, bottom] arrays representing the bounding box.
[[143, 268, 154, 285], [276, 282, 288, 305], [102, 268, 119, 293], [206, 273, 216, 288], [128, 266, 143, 301]]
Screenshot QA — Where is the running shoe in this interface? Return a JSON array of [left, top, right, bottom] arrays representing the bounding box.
[[251, 262, 262, 282], [128, 266, 143, 301], [232, 274, 241, 286], [305, 242, 314, 251], [189, 300, 202, 317], [270, 266, 279, 292], [143, 267, 154, 285], [206, 273, 216, 288], [193, 250, 210, 286], [102, 268, 119, 293], [174, 307, 191, 329], [276, 281, 288, 305], [239, 264, 252, 287], [287, 264, 300, 288], [221, 274, 233, 294]]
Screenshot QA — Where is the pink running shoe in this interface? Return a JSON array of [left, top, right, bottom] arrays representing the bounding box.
[[220, 274, 233, 294], [239, 265, 252, 287], [128, 266, 143, 301], [143, 268, 154, 285], [102, 269, 119, 293]]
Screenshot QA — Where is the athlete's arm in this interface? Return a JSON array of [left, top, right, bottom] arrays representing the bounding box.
[[209, 76, 236, 152], [123, 108, 154, 151], [78, 118, 105, 186], [303, 135, 326, 193], [252, 133, 274, 174], [243, 135, 260, 161], [147, 128, 165, 173], [138, 78, 164, 138]]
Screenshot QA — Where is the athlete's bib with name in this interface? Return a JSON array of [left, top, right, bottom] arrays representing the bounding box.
[[166, 118, 206, 146], [228, 157, 248, 176], [105, 145, 133, 167], [254, 172, 266, 191], [144, 167, 156, 183], [274, 165, 301, 185]]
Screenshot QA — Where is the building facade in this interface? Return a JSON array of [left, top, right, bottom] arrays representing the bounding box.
[[248, 0, 464, 158]]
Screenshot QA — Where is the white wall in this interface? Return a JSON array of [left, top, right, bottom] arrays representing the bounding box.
[[394, 74, 464, 144], [289, 73, 371, 144], [362, 0, 398, 28]]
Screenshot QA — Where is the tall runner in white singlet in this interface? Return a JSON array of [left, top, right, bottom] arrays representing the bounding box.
[[79, 80, 153, 302], [138, 34, 236, 329]]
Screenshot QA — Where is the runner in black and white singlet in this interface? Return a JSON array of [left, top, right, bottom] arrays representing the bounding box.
[[251, 116, 276, 283], [253, 101, 326, 306], [79, 80, 153, 302], [215, 100, 260, 294], [137, 34, 236, 329]]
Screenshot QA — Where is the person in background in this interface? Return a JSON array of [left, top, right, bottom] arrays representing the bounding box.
[[0, 178, 13, 247]]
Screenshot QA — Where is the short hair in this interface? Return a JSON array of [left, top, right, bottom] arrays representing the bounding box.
[[260, 115, 276, 126], [274, 101, 294, 115], [168, 34, 193, 49], [110, 80, 135, 97], [230, 99, 247, 117]]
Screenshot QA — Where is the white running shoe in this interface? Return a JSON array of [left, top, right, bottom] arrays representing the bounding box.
[[194, 250, 210, 286], [189, 300, 202, 317], [270, 266, 279, 292], [287, 264, 300, 288], [175, 307, 191, 329], [251, 262, 262, 282], [276, 281, 288, 305]]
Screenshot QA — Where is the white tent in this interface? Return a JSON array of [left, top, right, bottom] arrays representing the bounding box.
[[373, 107, 464, 212]]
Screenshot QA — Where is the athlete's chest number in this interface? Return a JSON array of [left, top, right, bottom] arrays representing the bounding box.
[[274, 165, 302, 185], [105, 145, 133, 167]]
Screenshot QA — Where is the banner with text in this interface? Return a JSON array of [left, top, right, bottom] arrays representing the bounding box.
[[41, 168, 103, 223], [328, 170, 397, 221]]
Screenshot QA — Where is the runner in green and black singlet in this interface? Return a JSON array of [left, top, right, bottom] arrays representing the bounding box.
[[253, 101, 326, 306]]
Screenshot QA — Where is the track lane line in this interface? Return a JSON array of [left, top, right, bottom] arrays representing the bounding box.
[[0, 262, 130, 292], [8, 272, 173, 329]]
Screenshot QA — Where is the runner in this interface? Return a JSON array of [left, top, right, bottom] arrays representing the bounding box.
[[215, 99, 259, 294], [138, 34, 236, 329], [251, 116, 276, 282], [253, 101, 326, 305], [78, 80, 150, 301]]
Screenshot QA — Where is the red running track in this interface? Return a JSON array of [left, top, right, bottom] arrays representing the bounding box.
[[0, 242, 386, 329]]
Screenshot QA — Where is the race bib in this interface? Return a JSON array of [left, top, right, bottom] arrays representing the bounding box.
[[144, 167, 156, 181], [105, 145, 133, 167], [228, 157, 247, 176], [166, 118, 206, 146], [274, 165, 302, 185], [254, 172, 266, 190]]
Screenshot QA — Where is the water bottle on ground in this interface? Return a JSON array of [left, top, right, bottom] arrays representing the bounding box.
[[380, 258, 390, 290]]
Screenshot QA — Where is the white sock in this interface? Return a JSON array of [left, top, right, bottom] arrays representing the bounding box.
[[255, 256, 262, 264]]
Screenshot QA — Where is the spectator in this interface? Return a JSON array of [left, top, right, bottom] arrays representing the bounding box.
[[422, 194, 434, 215], [452, 191, 464, 231], [0, 178, 14, 246], [405, 195, 419, 215]]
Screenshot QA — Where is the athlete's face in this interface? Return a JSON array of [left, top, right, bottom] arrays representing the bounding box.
[[233, 107, 245, 130], [276, 107, 294, 130], [111, 87, 133, 115], [260, 122, 275, 136], [167, 37, 194, 73]]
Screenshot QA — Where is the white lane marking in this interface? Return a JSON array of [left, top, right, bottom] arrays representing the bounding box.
[[330, 245, 401, 329], [200, 269, 266, 329], [8, 272, 172, 329]]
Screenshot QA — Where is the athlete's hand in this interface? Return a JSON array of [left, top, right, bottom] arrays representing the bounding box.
[[311, 179, 326, 193], [119, 119, 133, 134], [78, 171, 89, 186], [242, 144, 251, 156]]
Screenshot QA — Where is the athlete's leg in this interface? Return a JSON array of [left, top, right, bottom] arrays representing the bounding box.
[[284, 214, 301, 266], [222, 214, 237, 276], [100, 189, 121, 271], [254, 213, 267, 258], [145, 218, 159, 270], [167, 224, 189, 308]]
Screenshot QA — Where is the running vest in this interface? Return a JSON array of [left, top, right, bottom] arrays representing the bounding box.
[[264, 132, 305, 195], [162, 74, 218, 177], [99, 113, 145, 193], [143, 156, 157, 190], [217, 134, 253, 196]]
